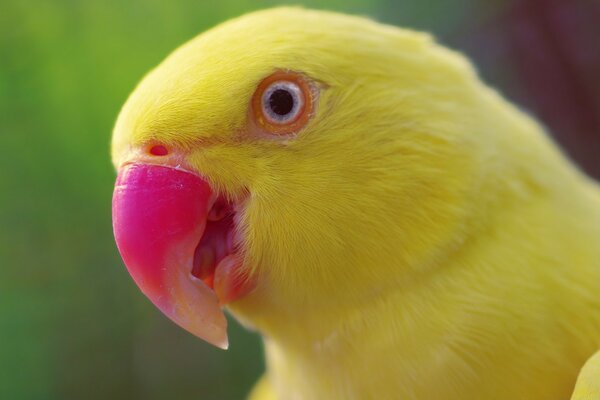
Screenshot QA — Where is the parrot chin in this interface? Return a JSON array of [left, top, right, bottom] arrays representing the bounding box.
[[112, 163, 255, 349]]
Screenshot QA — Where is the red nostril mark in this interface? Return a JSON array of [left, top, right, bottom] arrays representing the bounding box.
[[149, 145, 169, 156]]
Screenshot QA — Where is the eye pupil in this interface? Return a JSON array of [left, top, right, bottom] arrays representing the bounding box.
[[269, 89, 295, 116]]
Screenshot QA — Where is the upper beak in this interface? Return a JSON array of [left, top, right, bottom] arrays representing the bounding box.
[[112, 163, 228, 348]]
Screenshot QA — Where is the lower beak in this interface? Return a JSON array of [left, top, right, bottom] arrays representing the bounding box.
[[112, 163, 228, 349]]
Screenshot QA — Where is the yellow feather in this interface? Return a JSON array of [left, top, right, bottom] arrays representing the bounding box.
[[112, 7, 600, 399], [571, 351, 600, 400]]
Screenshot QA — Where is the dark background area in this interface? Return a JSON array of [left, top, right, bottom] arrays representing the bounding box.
[[1, 1, 598, 399]]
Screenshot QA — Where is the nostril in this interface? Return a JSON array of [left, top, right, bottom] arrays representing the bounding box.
[[149, 145, 169, 156]]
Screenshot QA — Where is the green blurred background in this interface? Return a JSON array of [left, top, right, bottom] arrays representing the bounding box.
[[1, 1, 598, 399]]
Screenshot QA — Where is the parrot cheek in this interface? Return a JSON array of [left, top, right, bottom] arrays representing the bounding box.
[[112, 163, 254, 349]]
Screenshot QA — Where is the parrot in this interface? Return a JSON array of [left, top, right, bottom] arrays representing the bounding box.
[[110, 7, 600, 400]]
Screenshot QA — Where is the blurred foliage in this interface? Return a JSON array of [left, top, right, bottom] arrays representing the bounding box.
[[1, 0, 597, 399]]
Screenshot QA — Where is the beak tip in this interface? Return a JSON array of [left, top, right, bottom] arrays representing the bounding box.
[[218, 338, 229, 350]]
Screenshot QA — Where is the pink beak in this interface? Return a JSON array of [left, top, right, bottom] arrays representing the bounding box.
[[112, 164, 228, 349]]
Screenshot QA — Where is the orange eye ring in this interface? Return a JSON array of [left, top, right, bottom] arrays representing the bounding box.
[[251, 70, 315, 135]]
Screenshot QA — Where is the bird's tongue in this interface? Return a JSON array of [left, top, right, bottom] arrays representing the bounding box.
[[112, 164, 228, 349]]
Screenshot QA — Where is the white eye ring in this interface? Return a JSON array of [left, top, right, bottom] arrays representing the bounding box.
[[261, 81, 304, 125]]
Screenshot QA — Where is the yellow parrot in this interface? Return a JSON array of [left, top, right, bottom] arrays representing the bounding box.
[[110, 8, 600, 400]]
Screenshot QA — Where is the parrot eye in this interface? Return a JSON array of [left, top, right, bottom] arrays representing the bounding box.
[[261, 82, 303, 124], [251, 71, 315, 135]]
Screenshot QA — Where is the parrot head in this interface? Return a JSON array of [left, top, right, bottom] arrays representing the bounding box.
[[112, 8, 499, 349]]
